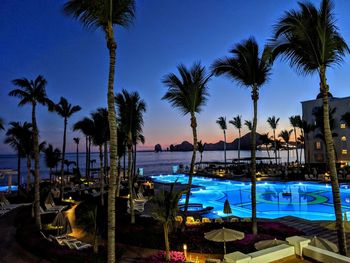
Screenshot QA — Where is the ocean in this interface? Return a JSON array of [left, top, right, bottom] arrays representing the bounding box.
[[0, 149, 300, 186]]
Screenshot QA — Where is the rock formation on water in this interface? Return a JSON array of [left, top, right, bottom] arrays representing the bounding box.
[[168, 132, 262, 151]]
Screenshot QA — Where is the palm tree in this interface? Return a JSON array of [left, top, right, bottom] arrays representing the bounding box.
[[216, 116, 227, 168], [279, 129, 292, 164], [212, 38, 272, 235], [55, 97, 81, 199], [301, 120, 316, 172], [259, 132, 271, 158], [44, 144, 61, 184], [162, 62, 210, 230], [116, 90, 146, 224], [74, 117, 94, 179], [244, 120, 252, 131], [197, 140, 205, 164], [0, 118, 4, 130], [73, 137, 80, 172], [9, 75, 53, 229], [289, 115, 301, 162], [267, 116, 280, 165], [91, 108, 109, 206], [4, 122, 32, 193], [229, 115, 242, 163], [63, 1, 135, 260], [271, 0, 349, 254], [151, 182, 183, 262]]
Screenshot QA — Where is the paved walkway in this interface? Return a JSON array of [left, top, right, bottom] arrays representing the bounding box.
[[0, 208, 50, 263]]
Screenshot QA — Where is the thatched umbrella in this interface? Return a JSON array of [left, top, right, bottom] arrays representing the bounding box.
[[307, 236, 338, 253], [45, 192, 55, 206], [254, 238, 288, 250], [223, 199, 232, 215], [323, 212, 350, 233], [205, 227, 244, 254], [52, 211, 72, 236]]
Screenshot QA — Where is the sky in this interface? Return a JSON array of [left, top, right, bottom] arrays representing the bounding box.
[[1, 0, 350, 153]]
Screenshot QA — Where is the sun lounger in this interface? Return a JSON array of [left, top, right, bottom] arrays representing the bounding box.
[[248, 244, 294, 263], [242, 218, 251, 222], [45, 203, 67, 212], [202, 217, 211, 223], [224, 251, 251, 263], [215, 218, 223, 223], [230, 217, 239, 222], [91, 189, 100, 197], [205, 259, 221, 263], [303, 245, 350, 263], [186, 216, 200, 225]]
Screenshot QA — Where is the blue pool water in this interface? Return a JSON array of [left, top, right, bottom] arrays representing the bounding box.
[[0, 186, 17, 192], [151, 174, 350, 220]]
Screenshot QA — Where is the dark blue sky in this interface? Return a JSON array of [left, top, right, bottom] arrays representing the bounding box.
[[1, 0, 350, 153]]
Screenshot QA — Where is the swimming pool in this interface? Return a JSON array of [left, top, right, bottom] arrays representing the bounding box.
[[151, 174, 350, 220], [0, 186, 17, 192]]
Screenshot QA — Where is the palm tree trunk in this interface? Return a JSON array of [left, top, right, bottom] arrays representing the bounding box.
[[76, 142, 79, 171], [273, 130, 277, 165], [105, 22, 118, 263], [182, 114, 198, 231], [238, 129, 241, 163], [60, 118, 67, 200], [116, 158, 121, 197], [266, 144, 271, 158], [251, 87, 258, 235], [293, 128, 298, 162], [32, 103, 41, 229], [123, 153, 126, 180], [26, 155, 31, 192], [223, 130, 227, 169], [49, 168, 52, 185], [99, 145, 104, 206], [320, 68, 347, 255], [133, 144, 137, 177], [88, 137, 91, 178], [287, 144, 289, 164], [17, 152, 21, 195], [127, 140, 135, 224], [85, 136, 88, 178], [104, 141, 108, 182], [163, 222, 170, 261]]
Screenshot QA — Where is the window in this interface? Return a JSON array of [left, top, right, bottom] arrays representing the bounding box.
[[342, 150, 348, 155], [341, 123, 346, 129], [315, 141, 322, 150], [342, 136, 347, 141]]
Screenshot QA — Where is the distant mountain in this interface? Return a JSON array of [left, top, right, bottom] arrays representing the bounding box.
[[169, 132, 262, 151]]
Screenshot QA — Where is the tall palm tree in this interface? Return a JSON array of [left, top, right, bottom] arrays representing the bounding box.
[[216, 116, 227, 168], [151, 182, 183, 261], [212, 38, 272, 235], [4, 122, 32, 193], [162, 62, 210, 230], [271, 0, 349, 254], [63, 1, 135, 260], [259, 132, 271, 158], [267, 116, 280, 165], [229, 115, 242, 163], [55, 97, 81, 198], [301, 120, 316, 172], [44, 144, 61, 184], [9, 75, 53, 229], [289, 115, 301, 162], [116, 90, 146, 224], [74, 117, 94, 179], [116, 126, 126, 197], [279, 129, 292, 164], [197, 140, 205, 164], [91, 108, 109, 206], [73, 137, 80, 172]]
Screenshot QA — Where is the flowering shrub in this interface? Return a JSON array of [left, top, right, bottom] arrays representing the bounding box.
[[144, 251, 185, 263]]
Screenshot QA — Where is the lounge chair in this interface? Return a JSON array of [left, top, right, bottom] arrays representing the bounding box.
[[230, 217, 239, 223], [215, 218, 223, 224], [45, 203, 67, 212], [186, 216, 200, 225], [91, 189, 100, 197], [205, 259, 221, 263], [242, 218, 251, 222], [175, 215, 183, 223]]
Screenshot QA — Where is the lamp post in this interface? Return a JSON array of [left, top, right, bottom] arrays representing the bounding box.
[[183, 244, 187, 260]]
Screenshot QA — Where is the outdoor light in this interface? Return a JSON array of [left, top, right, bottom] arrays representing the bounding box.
[[183, 244, 187, 259], [69, 196, 72, 200]]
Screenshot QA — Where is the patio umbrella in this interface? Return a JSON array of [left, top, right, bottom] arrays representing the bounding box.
[[52, 211, 72, 236], [45, 192, 54, 206], [254, 238, 287, 250], [223, 199, 232, 215], [307, 236, 338, 253], [204, 227, 244, 254]]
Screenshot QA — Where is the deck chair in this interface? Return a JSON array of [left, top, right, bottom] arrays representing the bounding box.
[[215, 218, 223, 224], [175, 215, 183, 223], [230, 217, 239, 222], [202, 217, 211, 223]]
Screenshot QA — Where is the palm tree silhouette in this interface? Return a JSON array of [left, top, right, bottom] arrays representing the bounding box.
[[0, 118, 4, 130], [301, 120, 316, 172], [9, 75, 54, 229], [279, 129, 292, 164], [162, 62, 210, 230], [212, 38, 273, 235], [73, 137, 80, 172], [271, 0, 349, 254], [259, 133, 271, 158], [230, 115, 242, 163], [116, 90, 146, 224], [244, 120, 252, 131], [74, 117, 94, 179], [197, 140, 205, 164], [216, 116, 227, 168], [63, 1, 135, 259], [267, 116, 280, 165], [289, 115, 301, 162], [44, 144, 61, 184], [4, 122, 32, 193], [55, 97, 81, 199]]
